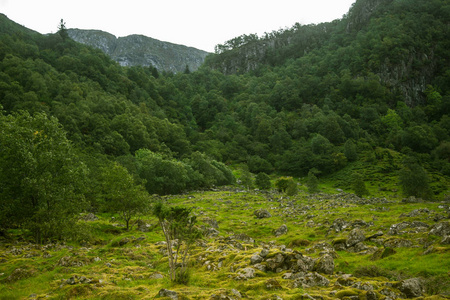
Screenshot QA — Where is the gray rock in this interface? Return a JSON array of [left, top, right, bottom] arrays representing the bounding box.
[[260, 248, 270, 258], [292, 272, 330, 288], [398, 278, 423, 298], [254, 209, 271, 219], [237, 267, 255, 279], [265, 278, 282, 290], [273, 224, 288, 237], [66, 276, 77, 285], [383, 238, 413, 248], [81, 213, 98, 221], [388, 222, 411, 235], [313, 254, 334, 275], [366, 291, 378, 300], [330, 218, 348, 232], [159, 288, 178, 300], [149, 273, 164, 279], [346, 228, 366, 248], [253, 263, 266, 272], [250, 254, 263, 265], [441, 235, 450, 244], [429, 221, 450, 237]]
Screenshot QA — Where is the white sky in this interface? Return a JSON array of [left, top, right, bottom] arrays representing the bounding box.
[[0, 0, 356, 52]]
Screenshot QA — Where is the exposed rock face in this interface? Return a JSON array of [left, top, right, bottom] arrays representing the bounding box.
[[67, 29, 210, 73]]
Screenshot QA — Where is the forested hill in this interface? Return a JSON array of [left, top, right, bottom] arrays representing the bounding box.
[[205, 0, 449, 107], [0, 0, 449, 234], [67, 29, 210, 73]]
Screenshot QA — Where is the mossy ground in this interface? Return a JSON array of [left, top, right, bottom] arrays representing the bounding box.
[[0, 187, 449, 299]]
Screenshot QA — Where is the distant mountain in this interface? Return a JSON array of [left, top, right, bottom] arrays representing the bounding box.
[[67, 29, 210, 73]]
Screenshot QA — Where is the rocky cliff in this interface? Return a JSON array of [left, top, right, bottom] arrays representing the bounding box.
[[67, 29, 210, 73]]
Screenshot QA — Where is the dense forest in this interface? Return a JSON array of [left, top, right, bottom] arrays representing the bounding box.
[[0, 0, 449, 243]]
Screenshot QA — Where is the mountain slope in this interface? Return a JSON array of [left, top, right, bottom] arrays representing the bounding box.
[[67, 29, 210, 73]]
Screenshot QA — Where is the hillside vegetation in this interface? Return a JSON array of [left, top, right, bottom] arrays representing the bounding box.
[[0, 0, 449, 297]]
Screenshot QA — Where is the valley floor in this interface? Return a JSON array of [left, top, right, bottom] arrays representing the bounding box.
[[1, 190, 449, 299]]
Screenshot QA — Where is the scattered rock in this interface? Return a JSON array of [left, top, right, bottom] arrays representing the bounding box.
[[371, 247, 396, 261], [383, 238, 413, 248], [204, 218, 219, 229], [292, 272, 330, 288], [232, 233, 255, 244], [366, 291, 378, 300], [254, 209, 271, 219], [118, 237, 130, 246], [159, 289, 179, 300], [388, 222, 411, 235], [330, 218, 348, 233], [149, 273, 164, 279], [429, 221, 450, 237], [273, 224, 288, 237], [313, 254, 334, 275], [236, 267, 255, 280], [250, 254, 263, 265], [6, 268, 34, 283], [260, 248, 270, 258], [81, 213, 98, 221], [265, 278, 282, 290], [397, 278, 423, 298], [204, 227, 220, 238], [346, 228, 365, 248]]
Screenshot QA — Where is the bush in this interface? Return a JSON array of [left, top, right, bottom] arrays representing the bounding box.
[[255, 172, 271, 190]]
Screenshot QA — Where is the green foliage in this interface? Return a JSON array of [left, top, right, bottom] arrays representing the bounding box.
[[398, 158, 432, 199], [306, 169, 320, 194], [135, 149, 189, 195], [255, 172, 271, 190], [0, 111, 87, 243], [275, 176, 295, 193], [152, 202, 201, 283], [344, 139, 358, 162], [352, 172, 370, 197], [98, 162, 150, 230], [240, 167, 254, 190]]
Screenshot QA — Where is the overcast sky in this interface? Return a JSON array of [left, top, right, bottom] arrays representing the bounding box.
[[1, 0, 356, 52]]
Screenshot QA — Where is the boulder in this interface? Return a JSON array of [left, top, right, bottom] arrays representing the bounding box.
[[346, 228, 365, 248], [254, 209, 271, 219], [388, 222, 411, 235], [250, 254, 263, 265], [313, 254, 334, 275], [273, 224, 288, 237], [429, 221, 450, 237], [330, 218, 349, 233], [397, 278, 423, 298], [383, 238, 413, 248], [371, 247, 396, 261], [6, 268, 34, 283], [81, 213, 98, 221], [292, 272, 330, 288], [265, 278, 282, 290], [260, 248, 270, 258], [237, 267, 255, 280], [159, 289, 178, 300]]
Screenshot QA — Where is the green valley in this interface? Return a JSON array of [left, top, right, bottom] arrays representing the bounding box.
[[0, 0, 449, 298]]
